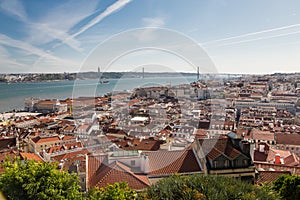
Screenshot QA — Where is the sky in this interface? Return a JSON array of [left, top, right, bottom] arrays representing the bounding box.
[[0, 0, 300, 74]]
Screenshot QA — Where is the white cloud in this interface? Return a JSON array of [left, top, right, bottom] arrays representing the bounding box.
[[202, 23, 300, 47], [0, 0, 132, 72], [0, 34, 78, 69], [142, 17, 165, 27], [0, 0, 27, 21], [67, 0, 133, 40], [26, 0, 100, 51], [27, 23, 83, 52], [0, 45, 31, 73]]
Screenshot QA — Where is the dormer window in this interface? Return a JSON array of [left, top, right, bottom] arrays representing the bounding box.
[[224, 160, 230, 168], [213, 161, 218, 168]]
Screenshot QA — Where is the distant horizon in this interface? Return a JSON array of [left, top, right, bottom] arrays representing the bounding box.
[[1, 70, 300, 76]]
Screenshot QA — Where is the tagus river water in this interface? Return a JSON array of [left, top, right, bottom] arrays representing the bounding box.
[[0, 76, 197, 113]]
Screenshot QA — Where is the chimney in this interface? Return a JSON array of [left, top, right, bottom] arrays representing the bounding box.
[[274, 153, 281, 164], [259, 143, 265, 152], [141, 154, 149, 174], [240, 140, 250, 155]]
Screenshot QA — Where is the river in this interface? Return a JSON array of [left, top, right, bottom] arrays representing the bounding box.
[[0, 76, 197, 113]]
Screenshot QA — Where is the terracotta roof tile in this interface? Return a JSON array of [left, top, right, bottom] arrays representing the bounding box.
[[115, 139, 161, 151], [250, 130, 275, 141], [91, 161, 150, 190], [257, 171, 291, 184], [51, 149, 88, 162], [276, 133, 300, 145], [266, 149, 292, 162], [284, 154, 299, 166], [31, 135, 75, 144], [88, 154, 107, 185], [145, 148, 202, 175], [199, 136, 245, 161], [31, 136, 60, 143], [224, 145, 241, 159], [207, 148, 223, 160], [20, 152, 43, 162]]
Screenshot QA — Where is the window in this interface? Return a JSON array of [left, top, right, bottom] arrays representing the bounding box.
[[224, 160, 230, 168], [234, 159, 242, 167], [243, 159, 248, 166], [213, 161, 218, 168]]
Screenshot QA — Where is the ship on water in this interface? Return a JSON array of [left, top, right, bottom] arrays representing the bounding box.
[[99, 80, 109, 84], [98, 67, 110, 84]]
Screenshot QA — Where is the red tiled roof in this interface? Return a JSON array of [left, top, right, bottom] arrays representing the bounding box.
[[62, 135, 75, 141], [20, 152, 43, 162], [115, 139, 161, 151], [90, 161, 150, 190], [276, 133, 300, 145], [51, 149, 88, 162], [47, 146, 64, 154], [224, 144, 241, 159], [145, 148, 202, 175], [31, 135, 75, 144], [266, 149, 291, 163], [207, 148, 223, 160], [65, 141, 82, 149], [64, 125, 75, 131], [31, 136, 60, 143], [256, 171, 291, 184], [47, 141, 82, 154], [199, 137, 244, 161], [88, 154, 107, 185], [284, 154, 299, 166], [249, 130, 275, 141], [61, 154, 86, 173]]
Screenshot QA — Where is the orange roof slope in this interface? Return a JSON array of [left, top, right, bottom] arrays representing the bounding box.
[[145, 148, 202, 175], [20, 152, 43, 162], [90, 161, 150, 190]]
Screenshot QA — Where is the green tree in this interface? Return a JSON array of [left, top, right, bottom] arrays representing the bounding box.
[[273, 174, 300, 200], [86, 182, 136, 200], [138, 174, 277, 200], [0, 158, 82, 200]]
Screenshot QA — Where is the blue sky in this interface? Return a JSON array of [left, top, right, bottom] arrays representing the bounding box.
[[0, 0, 300, 74]]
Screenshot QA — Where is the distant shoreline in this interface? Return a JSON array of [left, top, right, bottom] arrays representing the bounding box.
[[1, 71, 299, 84], [0, 72, 200, 84]]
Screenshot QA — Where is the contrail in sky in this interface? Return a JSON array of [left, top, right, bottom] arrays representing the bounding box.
[[202, 23, 300, 46]]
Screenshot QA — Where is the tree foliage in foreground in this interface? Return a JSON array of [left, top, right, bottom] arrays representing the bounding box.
[[86, 182, 136, 200], [273, 174, 300, 200], [0, 158, 82, 200], [138, 174, 278, 200]]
